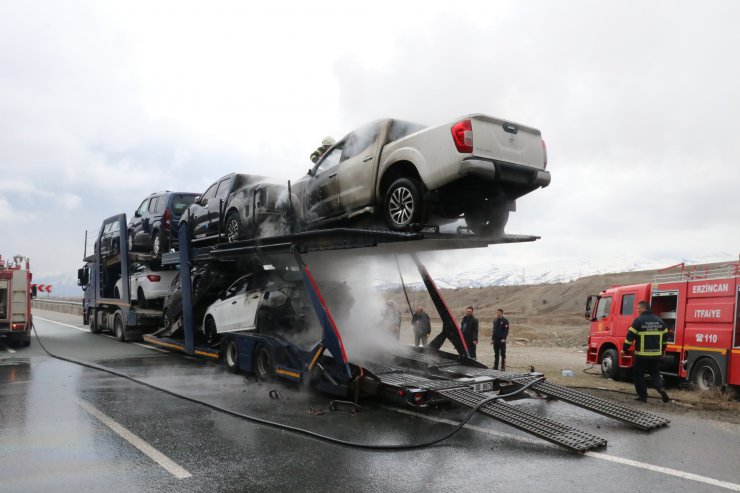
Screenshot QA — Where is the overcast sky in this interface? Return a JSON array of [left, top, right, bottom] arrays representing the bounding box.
[[1, 0, 738, 284]]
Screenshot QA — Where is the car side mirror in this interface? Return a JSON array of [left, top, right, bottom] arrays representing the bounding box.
[[134, 210, 141, 218], [307, 168, 315, 177], [195, 195, 202, 205], [218, 290, 226, 300]]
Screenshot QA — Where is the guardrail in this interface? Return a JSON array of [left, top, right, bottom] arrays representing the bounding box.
[[32, 299, 83, 316]]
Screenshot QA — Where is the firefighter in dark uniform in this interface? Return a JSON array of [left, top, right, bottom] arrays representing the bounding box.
[[460, 306, 479, 359], [622, 301, 670, 403], [491, 308, 509, 370], [310, 136, 335, 163]]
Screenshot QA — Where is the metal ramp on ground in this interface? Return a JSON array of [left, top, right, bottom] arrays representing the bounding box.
[[380, 347, 670, 434], [362, 362, 607, 453]]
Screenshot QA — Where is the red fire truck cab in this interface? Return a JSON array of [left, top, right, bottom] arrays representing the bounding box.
[[0, 255, 32, 347], [585, 263, 740, 390]]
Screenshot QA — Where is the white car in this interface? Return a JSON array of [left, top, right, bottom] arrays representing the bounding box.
[[114, 263, 178, 308]]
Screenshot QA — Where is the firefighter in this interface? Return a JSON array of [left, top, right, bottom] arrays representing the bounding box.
[[491, 308, 509, 370], [412, 306, 431, 347], [460, 306, 478, 359], [310, 136, 336, 163], [622, 301, 670, 403]]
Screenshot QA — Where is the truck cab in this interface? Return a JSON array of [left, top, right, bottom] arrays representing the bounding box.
[[585, 283, 652, 379]]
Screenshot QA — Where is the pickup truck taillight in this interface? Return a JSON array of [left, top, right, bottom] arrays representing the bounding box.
[[163, 208, 171, 230], [542, 139, 548, 169], [451, 120, 473, 153], [147, 275, 161, 282]]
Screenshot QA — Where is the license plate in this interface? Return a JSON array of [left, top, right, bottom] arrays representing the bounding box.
[[472, 381, 494, 392]]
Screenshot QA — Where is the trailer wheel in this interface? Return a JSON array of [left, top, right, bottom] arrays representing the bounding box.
[[384, 178, 424, 231], [600, 348, 620, 380], [255, 346, 274, 379], [89, 310, 101, 334], [114, 313, 126, 342], [224, 340, 239, 373], [691, 358, 722, 390]]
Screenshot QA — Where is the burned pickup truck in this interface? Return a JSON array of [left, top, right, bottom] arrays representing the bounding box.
[[290, 115, 550, 236]]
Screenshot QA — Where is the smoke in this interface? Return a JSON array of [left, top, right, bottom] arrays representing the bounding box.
[[305, 251, 419, 362]]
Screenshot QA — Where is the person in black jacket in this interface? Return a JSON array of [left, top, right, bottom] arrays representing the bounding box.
[[460, 306, 479, 359], [491, 308, 509, 370], [622, 301, 670, 403], [412, 306, 431, 347]]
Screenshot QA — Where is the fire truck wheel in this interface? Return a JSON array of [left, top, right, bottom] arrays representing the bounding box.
[[600, 348, 620, 380], [224, 339, 239, 373], [255, 346, 274, 379], [114, 313, 126, 342], [691, 358, 722, 390]]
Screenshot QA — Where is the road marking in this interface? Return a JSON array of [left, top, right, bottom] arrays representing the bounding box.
[[0, 343, 16, 354], [34, 316, 88, 333], [382, 405, 740, 492], [77, 399, 191, 479], [34, 316, 174, 355]]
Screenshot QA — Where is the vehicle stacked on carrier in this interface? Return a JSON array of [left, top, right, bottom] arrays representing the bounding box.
[[77, 114, 671, 453]]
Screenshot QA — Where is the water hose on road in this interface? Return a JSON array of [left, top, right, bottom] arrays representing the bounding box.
[[30, 323, 546, 451]]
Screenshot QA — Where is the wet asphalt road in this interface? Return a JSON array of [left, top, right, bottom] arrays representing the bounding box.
[[1, 310, 739, 493]]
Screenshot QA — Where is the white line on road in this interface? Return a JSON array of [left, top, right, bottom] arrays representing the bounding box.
[[34, 316, 174, 354], [77, 399, 192, 479], [381, 405, 740, 492], [0, 342, 16, 354]]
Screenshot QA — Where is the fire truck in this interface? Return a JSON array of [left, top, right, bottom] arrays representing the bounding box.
[[585, 263, 740, 390], [0, 255, 32, 347]]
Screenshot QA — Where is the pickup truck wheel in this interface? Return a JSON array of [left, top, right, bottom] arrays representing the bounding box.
[[255, 346, 274, 379], [600, 348, 620, 380], [225, 212, 241, 243], [691, 358, 722, 390], [384, 178, 424, 230], [114, 313, 126, 342], [465, 203, 509, 237], [224, 339, 239, 373]]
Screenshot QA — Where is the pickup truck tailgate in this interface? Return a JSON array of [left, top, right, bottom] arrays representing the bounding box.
[[470, 115, 545, 169]]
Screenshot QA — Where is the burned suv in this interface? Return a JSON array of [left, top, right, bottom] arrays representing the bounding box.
[[185, 173, 286, 244]]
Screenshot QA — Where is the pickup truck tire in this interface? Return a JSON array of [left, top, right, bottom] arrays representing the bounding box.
[[224, 339, 239, 373], [114, 313, 126, 342], [600, 348, 620, 380], [225, 212, 241, 243], [464, 202, 508, 237], [384, 178, 424, 230]]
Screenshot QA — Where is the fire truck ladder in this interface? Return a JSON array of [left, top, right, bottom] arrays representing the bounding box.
[[361, 361, 607, 453], [389, 347, 670, 431]]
